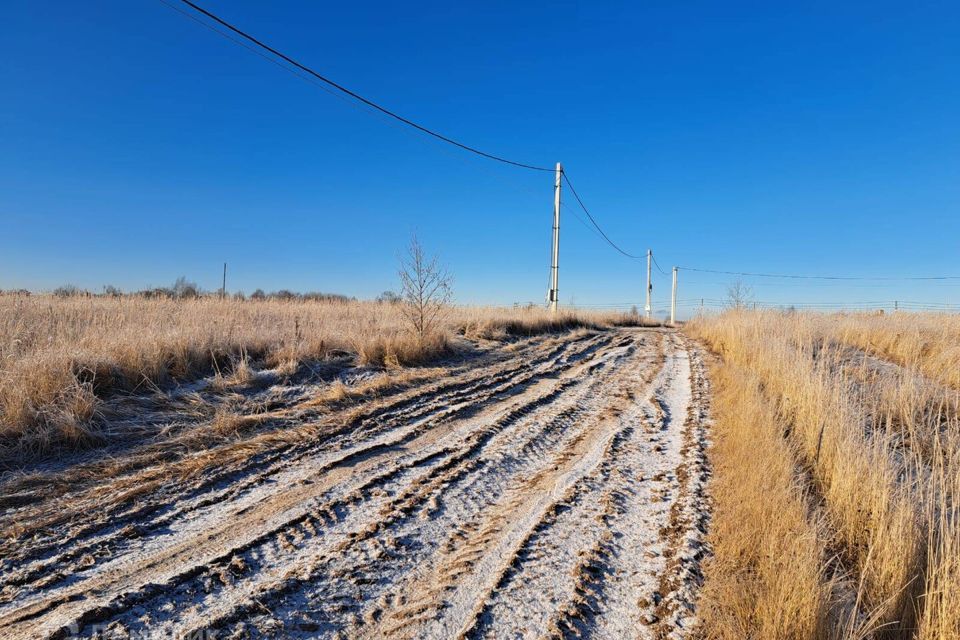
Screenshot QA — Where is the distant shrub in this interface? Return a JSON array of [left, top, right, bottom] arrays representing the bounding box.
[[138, 287, 173, 299], [272, 289, 297, 301], [377, 290, 402, 304], [172, 276, 201, 299], [302, 292, 354, 303], [53, 285, 84, 298]]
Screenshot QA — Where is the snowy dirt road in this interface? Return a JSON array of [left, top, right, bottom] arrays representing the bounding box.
[[0, 328, 711, 640]]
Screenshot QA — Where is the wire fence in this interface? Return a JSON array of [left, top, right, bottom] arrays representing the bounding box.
[[512, 299, 960, 314]]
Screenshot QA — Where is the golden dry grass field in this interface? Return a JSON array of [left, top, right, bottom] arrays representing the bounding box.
[[0, 295, 640, 461], [1, 296, 958, 639]]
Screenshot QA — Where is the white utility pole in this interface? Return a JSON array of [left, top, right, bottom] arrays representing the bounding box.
[[645, 249, 652, 319], [670, 267, 678, 325], [548, 162, 562, 313]]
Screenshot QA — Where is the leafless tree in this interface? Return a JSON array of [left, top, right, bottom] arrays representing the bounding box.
[[377, 290, 402, 304], [172, 276, 201, 299], [726, 279, 754, 310], [53, 284, 83, 298], [398, 236, 453, 346]]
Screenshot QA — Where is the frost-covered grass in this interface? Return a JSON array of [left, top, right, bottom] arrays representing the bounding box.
[[0, 294, 652, 458]]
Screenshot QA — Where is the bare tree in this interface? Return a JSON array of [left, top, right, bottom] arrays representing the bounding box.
[[172, 276, 201, 299], [726, 279, 754, 310], [377, 290, 402, 304], [398, 236, 453, 346], [53, 284, 83, 298]]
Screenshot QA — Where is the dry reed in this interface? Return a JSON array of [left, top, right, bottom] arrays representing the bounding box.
[[687, 311, 960, 640]]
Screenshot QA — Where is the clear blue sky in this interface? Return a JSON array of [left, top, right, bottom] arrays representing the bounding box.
[[2, 1, 958, 316]]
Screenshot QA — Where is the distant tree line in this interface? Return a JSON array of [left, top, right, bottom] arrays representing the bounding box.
[[376, 290, 402, 304], [248, 288, 354, 303], [1, 276, 355, 302]]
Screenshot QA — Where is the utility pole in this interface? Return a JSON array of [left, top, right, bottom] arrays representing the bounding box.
[[221, 262, 227, 299], [645, 249, 652, 319], [670, 267, 678, 326], [548, 162, 562, 313]]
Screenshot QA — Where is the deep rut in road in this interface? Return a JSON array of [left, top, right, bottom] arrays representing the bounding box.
[[0, 328, 711, 639]]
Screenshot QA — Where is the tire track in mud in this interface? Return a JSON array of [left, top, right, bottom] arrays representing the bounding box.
[[149, 340, 652, 639], [0, 332, 639, 638], [462, 333, 710, 640], [3, 332, 609, 531], [0, 328, 713, 640], [0, 333, 608, 581], [0, 332, 615, 598]]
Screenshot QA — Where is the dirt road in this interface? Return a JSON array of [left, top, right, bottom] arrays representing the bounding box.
[[0, 328, 711, 639]]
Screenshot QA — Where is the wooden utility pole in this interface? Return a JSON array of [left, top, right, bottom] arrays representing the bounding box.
[[671, 267, 678, 325], [548, 162, 562, 313], [221, 263, 227, 299]]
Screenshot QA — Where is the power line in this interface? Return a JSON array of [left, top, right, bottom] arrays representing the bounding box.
[[514, 298, 960, 312], [561, 202, 608, 240], [173, 1, 928, 286], [161, 0, 556, 206], [560, 171, 645, 259], [171, 0, 552, 172], [651, 253, 669, 276], [157, 0, 350, 105], [679, 278, 934, 289], [164, 0, 654, 270], [677, 266, 960, 281]]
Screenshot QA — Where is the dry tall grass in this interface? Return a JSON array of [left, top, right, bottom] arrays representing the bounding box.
[[698, 361, 842, 640], [831, 312, 960, 390], [688, 311, 960, 640], [0, 294, 648, 459]]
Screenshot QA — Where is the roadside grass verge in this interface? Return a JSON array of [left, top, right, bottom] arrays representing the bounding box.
[[688, 311, 960, 640], [698, 360, 848, 640]]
